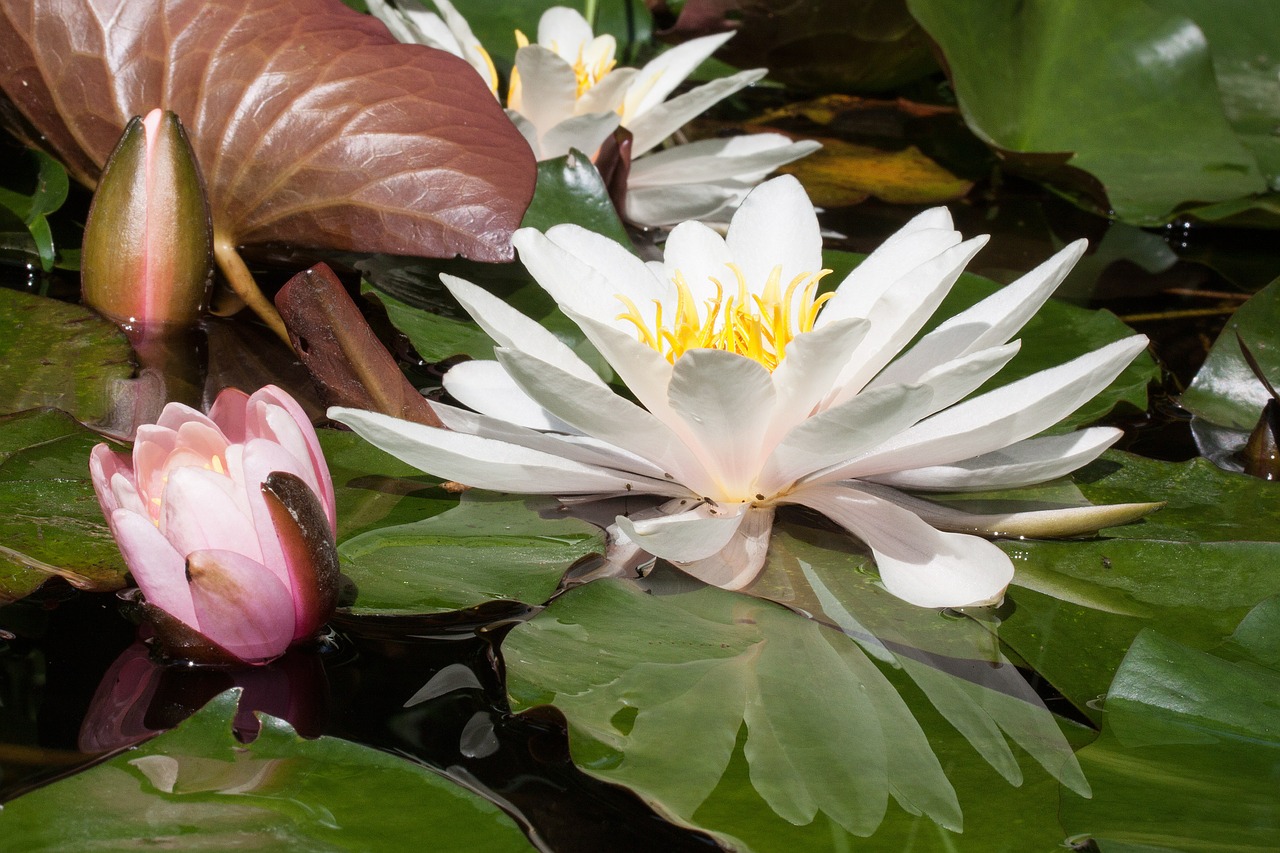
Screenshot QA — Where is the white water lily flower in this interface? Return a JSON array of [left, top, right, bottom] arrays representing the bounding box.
[[368, 1, 819, 227], [332, 176, 1159, 609]]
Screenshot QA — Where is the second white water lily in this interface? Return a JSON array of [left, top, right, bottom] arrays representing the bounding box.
[[333, 176, 1158, 608], [368, 0, 818, 227]]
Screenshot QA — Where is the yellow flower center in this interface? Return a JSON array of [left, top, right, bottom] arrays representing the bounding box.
[[617, 264, 834, 371], [514, 29, 617, 98]]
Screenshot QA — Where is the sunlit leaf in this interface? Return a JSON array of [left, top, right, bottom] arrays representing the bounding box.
[[1061, 598, 1280, 851], [0, 0, 537, 261], [908, 0, 1280, 226], [778, 136, 972, 207], [0, 688, 531, 850]]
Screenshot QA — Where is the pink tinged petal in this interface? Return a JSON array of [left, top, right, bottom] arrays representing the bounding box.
[[110, 509, 197, 628], [844, 335, 1151, 478], [825, 237, 990, 407], [245, 390, 335, 524], [628, 134, 821, 188], [667, 349, 776, 499], [496, 348, 713, 493], [538, 112, 621, 161], [625, 69, 766, 156], [622, 31, 735, 120], [430, 401, 677, 482], [207, 386, 251, 442], [509, 46, 579, 136], [766, 317, 870, 445], [440, 273, 603, 385], [662, 220, 733, 306], [874, 240, 1087, 388], [871, 427, 1124, 491], [186, 549, 295, 663], [261, 472, 340, 642], [110, 472, 149, 518], [90, 443, 133, 517], [760, 383, 936, 496], [159, 466, 262, 563], [671, 505, 775, 590], [853, 481, 1162, 539], [155, 401, 222, 435], [725, 175, 823, 293], [512, 226, 665, 330], [787, 483, 1014, 609], [614, 500, 750, 563], [238, 438, 319, 580], [443, 360, 577, 432], [329, 407, 675, 495]]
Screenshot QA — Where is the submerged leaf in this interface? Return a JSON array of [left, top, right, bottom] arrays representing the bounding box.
[[0, 0, 537, 261]]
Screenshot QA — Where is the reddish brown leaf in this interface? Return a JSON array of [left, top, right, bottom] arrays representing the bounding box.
[[275, 263, 441, 427], [0, 0, 536, 262]]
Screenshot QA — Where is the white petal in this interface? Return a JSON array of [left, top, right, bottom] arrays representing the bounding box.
[[622, 32, 735, 120], [576, 66, 637, 115], [513, 226, 665, 330], [615, 499, 750, 563], [627, 134, 821, 187], [625, 68, 766, 155], [537, 7, 594, 54], [537, 111, 621, 161], [624, 183, 741, 228], [509, 45, 578, 139], [766, 317, 870, 446], [430, 400, 670, 479], [787, 483, 1014, 608], [874, 240, 1087, 388], [852, 481, 1162, 539], [667, 350, 776, 499], [329, 407, 670, 495], [824, 237, 989, 407], [504, 110, 542, 158], [661, 220, 732, 305], [673, 504, 775, 590], [443, 360, 575, 432], [760, 383, 935, 495], [495, 347, 712, 492], [843, 335, 1150, 478], [879, 341, 1021, 416], [725, 175, 823, 296], [441, 274, 602, 385], [872, 427, 1124, 491], [562, 309, 679, 424]]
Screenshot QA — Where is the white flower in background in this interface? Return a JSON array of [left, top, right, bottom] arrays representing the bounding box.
[[332, 176, 1159, 609], [368, 0, 819, 228]]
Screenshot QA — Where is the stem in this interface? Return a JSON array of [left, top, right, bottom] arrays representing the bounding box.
[[212, 230, 292, 347], [584, 0, 598, 27]]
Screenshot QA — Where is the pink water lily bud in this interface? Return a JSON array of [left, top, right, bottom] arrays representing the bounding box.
[[90, 385, 339, 665], [81, 108, 213, 329]]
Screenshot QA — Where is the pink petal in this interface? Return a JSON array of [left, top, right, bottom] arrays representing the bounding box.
[[90, 443, 133, 516], [246, 387, 335, 532], [155, 401, 222, 435], [160, 466, 262, 563], [109, 509, 197, 627], [186, 549, 296, 663], [208, 386, 252, 443], [237, 437, 320, 586]]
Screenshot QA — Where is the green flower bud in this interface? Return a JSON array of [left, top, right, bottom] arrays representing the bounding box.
[[81, 109, 212, 328]]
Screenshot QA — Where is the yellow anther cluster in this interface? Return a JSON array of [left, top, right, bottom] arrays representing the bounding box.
[[618, 264, 834, 371]]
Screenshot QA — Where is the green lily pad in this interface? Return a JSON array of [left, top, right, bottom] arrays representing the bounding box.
[[520, 149, 632, 247], [0, 288, 134, 424], [0, 688, 531, 851], [1181, 275, 1280, 431], [995, 451, 1280, 718], [908, 0, 1278, 226], [337, 490, 603, 614], [1060, 597, 1280, 851], [0, 408, 127, 602], [504, 575, 1093, 850]]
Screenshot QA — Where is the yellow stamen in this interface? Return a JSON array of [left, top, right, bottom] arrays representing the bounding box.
[[615, 263, 834, 371]]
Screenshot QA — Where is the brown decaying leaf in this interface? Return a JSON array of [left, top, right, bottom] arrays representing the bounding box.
[[773, 134, 972, 207], [275, 263, 441, 427], [0, 0, 536, 263]]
